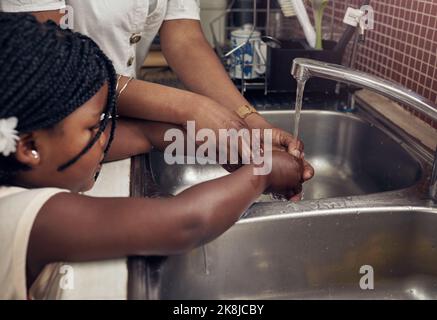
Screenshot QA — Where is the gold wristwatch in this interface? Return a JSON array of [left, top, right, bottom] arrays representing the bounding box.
[[235, 104, 258, 119]]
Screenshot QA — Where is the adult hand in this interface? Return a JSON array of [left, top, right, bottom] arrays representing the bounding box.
[[184, 99, 249, 143], [245, 113, 314, 182], [186, 100, 250, 171]]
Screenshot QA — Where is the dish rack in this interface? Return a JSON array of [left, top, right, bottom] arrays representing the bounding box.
[[209, 0, 353, 96], [210, 0, 273, 95]]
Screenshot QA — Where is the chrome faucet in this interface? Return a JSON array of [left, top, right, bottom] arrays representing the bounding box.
[[291, 58, 437, 202]]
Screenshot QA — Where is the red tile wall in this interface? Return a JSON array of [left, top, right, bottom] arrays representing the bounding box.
[[321, 0, 437, 128]]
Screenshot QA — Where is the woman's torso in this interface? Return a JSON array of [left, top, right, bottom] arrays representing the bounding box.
[[66, 0, 168, 76]]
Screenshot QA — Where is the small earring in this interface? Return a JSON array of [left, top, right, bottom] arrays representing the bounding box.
[[31, 150, 39, 159]]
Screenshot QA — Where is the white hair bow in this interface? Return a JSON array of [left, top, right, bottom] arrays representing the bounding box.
[[0, 117, 19, 157]]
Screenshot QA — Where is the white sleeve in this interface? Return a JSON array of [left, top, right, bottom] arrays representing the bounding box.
[[0, 187, 68, 299], [0, 0, 66, 12], [164, 0, 200, 21]]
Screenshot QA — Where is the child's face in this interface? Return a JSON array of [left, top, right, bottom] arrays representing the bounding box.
[[17, 83, 111, 193]]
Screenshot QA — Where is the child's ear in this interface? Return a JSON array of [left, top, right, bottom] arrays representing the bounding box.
[[15, 133, 41, 167]]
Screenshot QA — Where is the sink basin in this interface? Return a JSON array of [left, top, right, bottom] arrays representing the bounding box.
[[146, 207, 437, 300], [149, 110, 422, 200], [135, 109, 436, 300]]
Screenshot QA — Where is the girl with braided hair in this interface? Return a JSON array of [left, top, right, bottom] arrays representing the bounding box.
[[0, 13, 306, 299], [0, 0, 315, 178]]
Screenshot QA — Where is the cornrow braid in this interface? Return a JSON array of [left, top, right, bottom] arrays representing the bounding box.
[[0, 13, 118, 185]]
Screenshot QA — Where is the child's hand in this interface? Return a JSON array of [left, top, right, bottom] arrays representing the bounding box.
[[261, 127, 314, 182], [266, 151, 305, 200]]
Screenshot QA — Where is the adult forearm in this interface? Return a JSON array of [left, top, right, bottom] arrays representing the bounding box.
[[116, 76, 253, 154], [166, 41, 248, 110], [116, 78, 206, 125], [160, 20, 250, 112]]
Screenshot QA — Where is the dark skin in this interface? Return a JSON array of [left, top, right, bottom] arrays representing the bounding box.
[[15, 84, 306, 287], [114, 75, 314, 201], [30, 10, 315, 183], [15, 10, 314, 285]]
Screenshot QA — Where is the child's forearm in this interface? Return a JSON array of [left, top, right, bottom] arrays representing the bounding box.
[[170, 164, 269, 246], [134, 122, 270, 245], [103, 119, 186, 162], [102, 120, 267, 249]]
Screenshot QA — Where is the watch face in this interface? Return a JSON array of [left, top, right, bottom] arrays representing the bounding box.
[[236, 105, 256, 119]]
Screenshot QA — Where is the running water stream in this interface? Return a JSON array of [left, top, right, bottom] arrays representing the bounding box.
[[293, 79, 307, 139], [263, 79, 308, 202], [293, 79, 308, 201]]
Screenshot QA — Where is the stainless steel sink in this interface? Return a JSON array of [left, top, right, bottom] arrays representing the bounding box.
[[128, 59, 437, 300], [149, 110, 423, 200], [146, 206, 437, 300], [137, 109, 437, 300]]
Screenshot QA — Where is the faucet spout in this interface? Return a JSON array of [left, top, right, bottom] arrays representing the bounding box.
[[291, 58, 437, 202], [291, 61, 310, 83]]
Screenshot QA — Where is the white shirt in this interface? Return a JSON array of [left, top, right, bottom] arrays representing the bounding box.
[[0, 0, 200, 77], [0, 186, 67, 299], [0, 180, 130, 300]]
